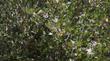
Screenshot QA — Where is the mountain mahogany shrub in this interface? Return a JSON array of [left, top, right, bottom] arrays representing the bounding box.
[[0, 0, 110, 61]]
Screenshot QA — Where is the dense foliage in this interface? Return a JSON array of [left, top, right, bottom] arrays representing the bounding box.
[[0, 0, 110, 61]]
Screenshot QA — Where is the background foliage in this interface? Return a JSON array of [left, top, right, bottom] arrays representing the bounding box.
[[0, 0, 110, 61]]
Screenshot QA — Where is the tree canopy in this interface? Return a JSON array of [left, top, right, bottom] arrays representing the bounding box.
[[0, 0, 110, 61]]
